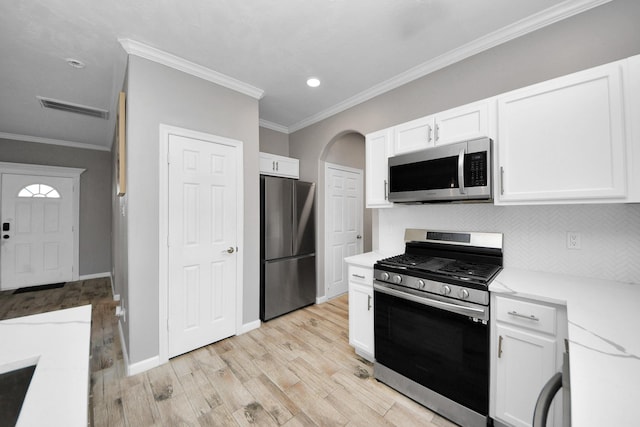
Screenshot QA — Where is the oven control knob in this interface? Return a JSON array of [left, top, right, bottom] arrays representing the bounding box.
[[417, 279, 426, 289], [441, 285, 451, 295], [381, 272, 390, 281], [393, 275, 402, 284], [459, 289, 470, 299]]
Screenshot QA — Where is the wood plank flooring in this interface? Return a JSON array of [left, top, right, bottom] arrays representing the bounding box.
[[0, 278, 458, 427]]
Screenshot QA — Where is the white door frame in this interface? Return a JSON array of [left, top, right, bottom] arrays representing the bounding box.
[[0, 162, 84, 288], [324, 162, 363, 299], [158, 124, 244, 364]]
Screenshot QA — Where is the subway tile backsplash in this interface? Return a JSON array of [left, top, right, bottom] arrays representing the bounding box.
[[377, 203, 640, 284]]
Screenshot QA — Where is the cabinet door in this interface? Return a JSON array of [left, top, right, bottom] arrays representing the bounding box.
[[494, 324, 557, 427], [259, 152, 299, 179], [348, 281, 374, 360], [393, 115, 435, 155], [435, 99, 492, 145], [496, 62, 626, 203], [365, 128, 393, 208]]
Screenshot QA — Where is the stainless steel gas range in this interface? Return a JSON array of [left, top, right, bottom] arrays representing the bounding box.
[[374, 229, 503, 427]]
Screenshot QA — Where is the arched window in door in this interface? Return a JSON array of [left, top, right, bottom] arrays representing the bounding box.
[[17, 183, 61, 198]]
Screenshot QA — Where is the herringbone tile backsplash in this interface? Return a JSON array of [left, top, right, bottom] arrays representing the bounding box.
[[377, 203, 640, 284]]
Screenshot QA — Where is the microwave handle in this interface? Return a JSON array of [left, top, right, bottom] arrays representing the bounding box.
[[458, 148, 465, 194]]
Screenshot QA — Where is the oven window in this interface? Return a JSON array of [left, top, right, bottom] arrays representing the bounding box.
[[374, 290, 489, 414]]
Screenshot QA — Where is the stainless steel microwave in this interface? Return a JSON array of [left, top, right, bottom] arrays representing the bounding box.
[[388, 137, 492, 203]]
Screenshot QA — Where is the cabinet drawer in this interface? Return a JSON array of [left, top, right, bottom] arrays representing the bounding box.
[[495, 296, 557, 335], [348, 265, 372, 286]]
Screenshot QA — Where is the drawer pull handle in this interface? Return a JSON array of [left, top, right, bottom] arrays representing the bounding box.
[[508, 310, 540, 322], [352, 274, 365, 279]]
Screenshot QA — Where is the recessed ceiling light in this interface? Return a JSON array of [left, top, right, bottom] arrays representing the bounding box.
[[65, 58, 86, 69], [306, 77, 321, 88]]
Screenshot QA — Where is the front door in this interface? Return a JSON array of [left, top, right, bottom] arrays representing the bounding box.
[[167, 133, 239, 358], [325, 163, 363, 299], [0, 174, 74, 290]]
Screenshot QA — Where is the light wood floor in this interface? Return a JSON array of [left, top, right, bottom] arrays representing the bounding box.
[[0, 278, 458, 427]]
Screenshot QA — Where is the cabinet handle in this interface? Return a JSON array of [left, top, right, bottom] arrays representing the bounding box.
[[508, 310, 540, 322], [500, 166, 505, 195], [352, 274, 365, 279], [276, 161, 279, 171], [367, 295, 372, 311], [498, 335, 503, 358], [427, 125, 433, 143], [434, 124, 440, 142], [384, 180, 388, 200], [272, 161, 276, 171]]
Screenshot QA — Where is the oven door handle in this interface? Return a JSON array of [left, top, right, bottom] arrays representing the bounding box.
[[374, 283, 487, 319]]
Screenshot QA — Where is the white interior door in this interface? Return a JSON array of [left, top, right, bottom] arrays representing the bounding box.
[[1, 174, 74, 290], [325, 163, 363, 299], [167, 134, 238, 358]]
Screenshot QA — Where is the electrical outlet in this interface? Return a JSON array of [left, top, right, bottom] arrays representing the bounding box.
[[567, 232, 581, 250]]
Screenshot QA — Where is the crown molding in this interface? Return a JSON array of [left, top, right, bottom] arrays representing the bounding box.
[[259, 119, 290, 134], [288, 0, 612, 133], [119, 38, 265, 100], [0, 132, 111, 152]]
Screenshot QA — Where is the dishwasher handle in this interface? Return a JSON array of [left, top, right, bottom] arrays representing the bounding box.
[[532, 371, 562, 427]]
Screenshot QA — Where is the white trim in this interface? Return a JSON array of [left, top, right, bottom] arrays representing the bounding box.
[[315, 295, 328, 305], [117, 319, 162, 376], [119, 39, 265, 100], [158, 124, 244, 365], [0, 132, 110, 152], [78, 272, 111, 281], [287, 0, 612, 133], [238, 320, 261, 335], [128, 355, 161, 376], [259, 119, 290, 134], [0, 162, 84, 288], [323, 162, 364, 300]]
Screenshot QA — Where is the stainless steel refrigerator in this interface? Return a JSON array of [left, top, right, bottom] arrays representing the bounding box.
[[260, 176, 316, 321]]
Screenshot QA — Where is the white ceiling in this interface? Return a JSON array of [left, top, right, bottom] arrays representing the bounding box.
[[0, 0, 609, 150]]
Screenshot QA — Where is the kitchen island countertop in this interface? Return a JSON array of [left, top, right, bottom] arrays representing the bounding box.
[[0, 305, 92, 427], [491, 268, 640, 427]]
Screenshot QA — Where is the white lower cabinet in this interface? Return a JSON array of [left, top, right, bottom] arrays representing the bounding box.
[[347, 264, 374, 362], [491, 294, 567, 427]]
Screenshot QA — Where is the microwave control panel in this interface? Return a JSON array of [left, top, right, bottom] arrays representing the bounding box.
[[465, 152, 487, 187]]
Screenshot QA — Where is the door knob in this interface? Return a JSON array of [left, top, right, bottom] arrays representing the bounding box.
[[2, 235, 9, 239], [225, 247, 235, 254], [356, 235, 362, 239]]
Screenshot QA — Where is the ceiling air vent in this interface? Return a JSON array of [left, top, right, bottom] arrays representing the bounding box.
[[37, 96, 109, 119]]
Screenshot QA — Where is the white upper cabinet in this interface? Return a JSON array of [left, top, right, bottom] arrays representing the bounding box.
[[365, 128, 393, 208], [435, 99, 494, 146], [392, 99, 494, 155], [496, 61, 627, 204], [393, 115, 435, 155], [259, 152, 299, 179]]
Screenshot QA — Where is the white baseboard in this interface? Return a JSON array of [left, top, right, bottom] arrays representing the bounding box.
[[316, 295, 328, 304], [117, 319, 160, 376], [238, 319, 261, 335], [78, 272, 111, 281], [128, 355, 161, 376]]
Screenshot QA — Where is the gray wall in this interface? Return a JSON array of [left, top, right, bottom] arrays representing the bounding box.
[[289, 0, 640, 297], [0, 138, 112, 276], [259, 126, 289, 156], [118, 55, 259, 364]]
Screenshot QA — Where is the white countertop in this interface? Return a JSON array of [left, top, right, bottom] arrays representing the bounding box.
[[0, 305, 92, 427], [491, 269, 640, 427], [344, 251, 392, 268]]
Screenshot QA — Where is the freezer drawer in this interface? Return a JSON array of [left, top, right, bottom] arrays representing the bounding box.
[[261, 255, 316, 321]]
